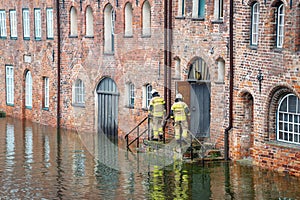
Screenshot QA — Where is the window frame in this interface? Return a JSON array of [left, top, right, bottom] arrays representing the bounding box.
[[9, 10, 17, 39], [146, 84, 152, 108], [43, 77, 49, 109], [85, 6, 94, 37], [70, 7, 78, 37], [192, 0, 205, 19], [277, 94, 300, 145], [124, 3, 133, 37], [25, 71, 32, 108], [5, 65, 14, 106], [46, 8, 54, 39], [0, 9, 7, 38], [74, 79, 85, 105], [23, 8, 30, 40], [251, 2, 259, 46], [34, 8, 41, 40], [128, 83, 135, 108], [142, 1, 151, 36], [276, 4, 285, 48]]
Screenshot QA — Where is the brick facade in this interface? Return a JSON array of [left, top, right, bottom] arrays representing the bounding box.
[[0, 0, 300, 176]]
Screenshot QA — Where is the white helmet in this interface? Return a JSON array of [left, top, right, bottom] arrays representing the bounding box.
[[176, 93, 183, 99], [151, 89, 158, 95]]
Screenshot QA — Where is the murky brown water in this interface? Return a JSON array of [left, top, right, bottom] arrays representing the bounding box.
[[0, 117, 300, 200]]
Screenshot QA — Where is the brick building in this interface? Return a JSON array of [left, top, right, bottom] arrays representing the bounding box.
[[0, 0, 300, 176]]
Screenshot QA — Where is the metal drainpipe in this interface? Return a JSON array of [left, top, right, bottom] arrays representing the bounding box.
[[164, 0, 168, 110], [56, 0, 61, 129], [224, 0, 234, 161], [167, 0, 172, 114]]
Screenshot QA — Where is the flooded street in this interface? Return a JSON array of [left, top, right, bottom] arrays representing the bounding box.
[[0, 117, 300, 200]]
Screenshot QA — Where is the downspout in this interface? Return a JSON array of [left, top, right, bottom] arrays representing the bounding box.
[[56, 0, 61, 129], [167, 0, 172, 114], [164, 0, 168, 109], [224, 0, 234, 161]]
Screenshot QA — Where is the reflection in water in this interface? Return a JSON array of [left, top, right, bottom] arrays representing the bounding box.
[[0, 117, 300, 199]]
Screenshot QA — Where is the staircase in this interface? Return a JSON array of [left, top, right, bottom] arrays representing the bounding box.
[[124, 117, 224, 162]]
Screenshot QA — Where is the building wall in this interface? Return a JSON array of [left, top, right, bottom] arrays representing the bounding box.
[[0, 0, 58, 126], [231, 0, 300, 176]]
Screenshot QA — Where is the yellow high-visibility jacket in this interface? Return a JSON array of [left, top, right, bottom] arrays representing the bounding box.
[[171, 101, 190, 121], [149, 96, 166, 117]]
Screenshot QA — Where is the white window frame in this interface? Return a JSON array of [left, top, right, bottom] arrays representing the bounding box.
[[70, 7, 78, 36], [74, 79, 85, 104], [124, 3, 133, 36], [213, 0, 223, 20], [44, 77, 49, 108], [277, 94, 300, 144], [25, 71, 32, 108], [9, 10, 17, 38], [143, 84, 152, 109], [34, 8, 41, 40], [177, 0, 185, 17], [192, 0, 205, 18], [251, 3, 259, 45], [142, 1, 151, 36], [46, 8, 53, 39], [0, 10, 7, 38], [85, 6, 94, 37], [6, 65, 14, 105], [276, 4, 284, 48], [23, 9, 30, 39], [128, 83, 135, 108]]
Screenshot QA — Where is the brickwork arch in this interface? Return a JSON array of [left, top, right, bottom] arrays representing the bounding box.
[[266, 84, 298, 141]]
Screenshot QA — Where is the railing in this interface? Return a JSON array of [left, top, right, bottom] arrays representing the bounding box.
[[124, 116, 149, 151]]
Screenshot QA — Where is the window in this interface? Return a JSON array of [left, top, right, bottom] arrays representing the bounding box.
[[74, 79, 85, 105], [251, 2, 259, 45], [9, 10, 17, 38], [0, 10, 7, 38], [296, 5, 300, 51], [104, 4, 115, 53], [46, 8, 53, 39], [43, 77, 49, 109], [6, 65, 14, 105], [125, 3, 133, 36], [70, 7, 78, 36], [188, 57, 210, 80], [142, 1, 151, 36], [23, 9, 30, 39], [143, 84, 152, 108], [86, 6, 94, 37], [217, 59, 225, 82], [34, 9, 41, 40], [174, 58, 181, 78], [177, 0, 185, 17], [192, 0, 205, 19], [276, 4, 284, 48], [277, 94, 300, 144], [213, 0, 223, 20], [25, 71, 32, 108], [127, 83, 135, 108]]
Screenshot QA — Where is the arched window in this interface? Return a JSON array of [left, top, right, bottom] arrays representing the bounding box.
[[86, 6, 94, 37], [276, 3, 284, 48], [217, 59, 225, 82], [70, 7, 78, 36], [125, 3, 133, 36], [277, 94, 300, 144], [142, 1, 151, 36], [25, 71, 32, 108], [188, 57, 210, 81], [104, 4, 115, 53], [251, 2, 259, 45], [174, 57, 181, 78], [126, 82, 135, 108], [74, 79, 85, 105]]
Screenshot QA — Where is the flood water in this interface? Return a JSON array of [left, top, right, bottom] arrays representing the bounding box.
[[1, 117, 300, 200]]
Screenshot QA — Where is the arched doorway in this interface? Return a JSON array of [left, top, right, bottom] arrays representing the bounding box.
[[177, 57, 211, 138], [97, 77, 119, 136]]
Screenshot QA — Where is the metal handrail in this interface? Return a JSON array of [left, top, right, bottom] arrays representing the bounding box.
[[125, 116, 149, 150]]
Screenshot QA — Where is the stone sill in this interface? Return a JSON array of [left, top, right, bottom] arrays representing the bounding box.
[[273, 47, 283, 53], [124, 35, 133, 38], [248, 45, 258, 50], [72, 103, 85, 108], [191, 17, 205, 21], [6, 103, 14, 107], [175, 16, 185, 20], [125, 105, 134, 109], [211, 19, 223, 24], [266, 140, 300, 150]]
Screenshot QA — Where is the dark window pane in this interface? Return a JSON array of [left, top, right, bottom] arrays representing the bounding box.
[[284, 132, 288, 140], [294, 115, 298, 123], [295, 135, 299, 143], [289, 124, 293, 132], [289, 133, 293, 141], [279, 122, 283, 130], [284, 123, 288, 131], [289, 114, 293, 122], [284, 114, 288, 121], [280, 98, 287, 111], [279, 113, 283, 120], [288, 95, 297, 113], [279, 131, 283, 139]]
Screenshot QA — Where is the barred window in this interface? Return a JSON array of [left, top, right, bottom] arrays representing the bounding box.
[[74, 79, 85, 105], [277, 94, 300, 144]]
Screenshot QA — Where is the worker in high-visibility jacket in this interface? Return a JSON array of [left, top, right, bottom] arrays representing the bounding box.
[[148, 89, 166, 141], [170, 93, 190, 141]]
